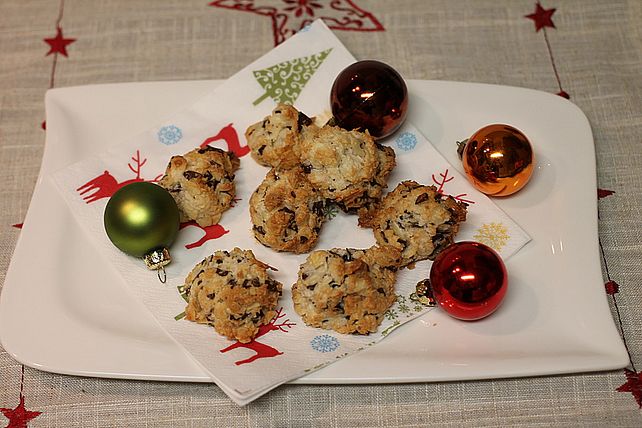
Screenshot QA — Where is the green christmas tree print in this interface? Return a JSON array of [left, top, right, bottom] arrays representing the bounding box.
[[174, 283, 189, 321], [252, 48, 333, 106]]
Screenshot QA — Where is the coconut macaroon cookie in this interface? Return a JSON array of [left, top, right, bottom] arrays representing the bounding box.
[[183, 248, 282, 344], [350, 142, 396, 221], [245, 103, 314, 169], [291, 246, 401, 335], [363, 181, 468, 267], [159, 146, 240, 227], [298, 125, 379, 209], [250, 167, 328, 254]]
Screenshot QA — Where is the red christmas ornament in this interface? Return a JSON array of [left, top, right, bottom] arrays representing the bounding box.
[[330, 60, 408, 139], [429, 242, 508, 321]]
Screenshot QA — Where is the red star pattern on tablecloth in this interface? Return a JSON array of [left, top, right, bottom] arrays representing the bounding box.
[[524, 2, 569, 99], [209, 0, 384, 45], [0, 395, 41, 428], [525, 2, 556, 32], [44, 26, 75, 57], [605, 280, 620, 295], [598, 188, 616, 199], [617, 369, 642, 407]]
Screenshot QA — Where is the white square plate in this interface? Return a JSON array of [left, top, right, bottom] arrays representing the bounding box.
[[0, 80, 628, 384]]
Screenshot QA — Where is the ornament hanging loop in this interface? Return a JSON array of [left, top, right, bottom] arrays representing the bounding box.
[[157, 266, 167, 284]]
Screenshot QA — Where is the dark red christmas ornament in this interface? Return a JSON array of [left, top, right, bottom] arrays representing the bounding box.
[[429, 242, 508, 321], [330, 60, 408, 139]]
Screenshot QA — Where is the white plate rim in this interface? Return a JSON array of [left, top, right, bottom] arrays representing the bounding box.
[[0, 79, 629, 385]]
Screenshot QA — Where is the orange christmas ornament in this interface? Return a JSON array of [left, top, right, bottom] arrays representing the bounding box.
[[457, 124, 534, 197]]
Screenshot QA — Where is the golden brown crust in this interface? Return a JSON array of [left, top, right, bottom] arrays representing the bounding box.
[[249, 167, 328, 253], [298, 125, 379, 206], [184, 248, 282, 343], [159, 146, 239, 227], [244, 103, 314, 169], [363, 181, 468, 266], [352, 142, 397, 221], [291, 246, 400, 335], [246, 105, 397, 230]]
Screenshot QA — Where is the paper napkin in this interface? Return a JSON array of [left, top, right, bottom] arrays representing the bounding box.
[[52, 20, 530, 405]]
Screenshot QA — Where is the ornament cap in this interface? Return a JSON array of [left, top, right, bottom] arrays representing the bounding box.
[[410, 279, 438, 307], [324, 116, 338, 127], [456, 139, 468, 159], [143, 247, 171, 270]]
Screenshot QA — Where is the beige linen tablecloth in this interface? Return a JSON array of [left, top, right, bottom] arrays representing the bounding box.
[[1, 0, 641, 426]]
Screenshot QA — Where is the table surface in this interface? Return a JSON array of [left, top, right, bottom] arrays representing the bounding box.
[[1, 0, 641, 426]]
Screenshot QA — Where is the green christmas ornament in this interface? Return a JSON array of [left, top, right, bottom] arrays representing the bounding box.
[[104, 182, 180, 281]]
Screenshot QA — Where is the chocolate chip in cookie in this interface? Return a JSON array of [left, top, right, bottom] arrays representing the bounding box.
[[159, 146, 239, 227], [183, 248, 282, 343]]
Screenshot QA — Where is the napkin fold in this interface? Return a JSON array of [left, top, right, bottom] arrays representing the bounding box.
[[52, 20, 530, 405]]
